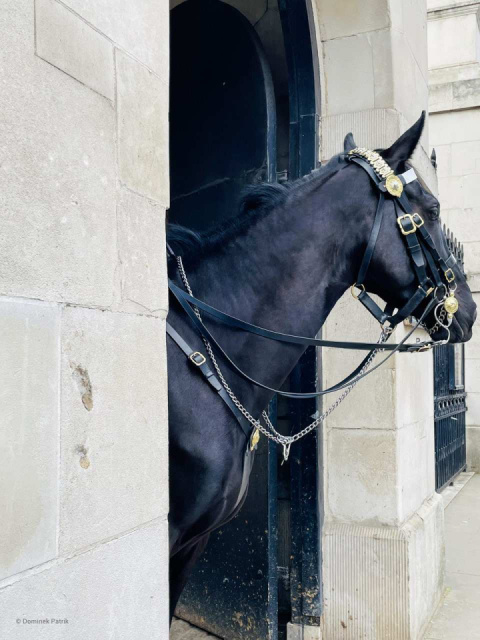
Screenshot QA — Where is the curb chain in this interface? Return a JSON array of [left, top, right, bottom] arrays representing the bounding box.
[[177, 256, 388, 459]]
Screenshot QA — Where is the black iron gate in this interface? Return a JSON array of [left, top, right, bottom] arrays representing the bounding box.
[[434, 228, 467, 491]]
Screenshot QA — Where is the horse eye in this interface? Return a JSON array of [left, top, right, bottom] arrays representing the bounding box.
[[430, 204, 440, 220]]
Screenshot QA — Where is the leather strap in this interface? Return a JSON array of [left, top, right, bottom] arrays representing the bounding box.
[[170, 280, 437, 399], [169, 280, 432, 352], [357, 192, 385, 287], [166, 322, 253, 439]]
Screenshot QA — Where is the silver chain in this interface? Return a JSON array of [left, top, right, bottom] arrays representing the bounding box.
[[177, 256, 389, 460], [424, 306, 447, 335]]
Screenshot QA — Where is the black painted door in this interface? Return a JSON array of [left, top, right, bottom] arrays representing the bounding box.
[[170, 2, 278, 638]]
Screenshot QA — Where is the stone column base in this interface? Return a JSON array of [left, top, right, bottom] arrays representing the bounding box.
[[322, 493, 445, 640], [287, 622, 322, 640]]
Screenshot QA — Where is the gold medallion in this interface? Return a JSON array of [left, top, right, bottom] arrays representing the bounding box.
[[250, 428, 260, 451], [385, 174, 403, 197], [444, 295, 459, 315]]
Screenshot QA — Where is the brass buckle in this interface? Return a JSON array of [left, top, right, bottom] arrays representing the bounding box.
[[189, 351, 206, 366], [445, 268, 455, 283], [351, 283, 365, 299], [412, 213, 424, 228], [397, 214, 416, 235]]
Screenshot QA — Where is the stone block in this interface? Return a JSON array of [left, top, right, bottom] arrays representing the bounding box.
[[59, 306, 168, 554], [324, 368, 396, 431], [392, 31, 429, 134], [428, 14, 479, 69], [0, 0, 116, 306], [397, 419, 435, 520], [371, 28, 394, 109], [0, 299, 60, 580], [466, 392, 480, 427], [465, 358, 480, 392], [0, 518, 169, 640], [35, 0, 114, 100], [403, 0, 428, 80], [323, 35, 375, 115], [429, 81, 453, 113], [452, 77, 480, 110], [320, 108, 401, 161], [116, 187, 168, 314], [395, 331, 434, 427], [323, 494, 444, 640], [116, 50, 169, 205], [314, 0, 389, 41], [463, 242, 480, 277], [287, 623, 322, 640], [444, 208, 480, 243], [325, 428, 398, 525], [432, 144, 451, 178], [467, 426, 480, 471], [61, 0, 168, 80], [463, 174, 480, 208], [437, 175, 464, 210], [430, 109, 480, 146]]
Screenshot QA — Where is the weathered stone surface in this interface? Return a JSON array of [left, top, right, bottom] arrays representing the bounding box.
[[323, 494, 444, 640], [116, 187, 168, 314], [467, 426, 480, 471], [466, 392, 480, 426], [443, 208, 480, 243], [61, 0, 168, 80], [0, 518, 169, 639], [59, 306, 168, 554], [431, 143, 452, 178], [397, 418, 436, 520], [0, 0, 116, 306], [430, 109, 480, 146], [323, 35, 375, 115], [0, 299, 60, 580], [428, 13, 479, 69], [35, 0, 114, 100], [320, 109, 401, 161], [451, 140, 480, 176], [116, 50, 169, 205], [314, 0, 389, 41], [326, 428, 398, 525]]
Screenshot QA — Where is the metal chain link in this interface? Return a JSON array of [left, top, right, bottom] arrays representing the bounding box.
[[176, 256, 388, 458]]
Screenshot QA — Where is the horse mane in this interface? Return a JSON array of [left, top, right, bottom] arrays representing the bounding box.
[[167, 153, 345, 264]]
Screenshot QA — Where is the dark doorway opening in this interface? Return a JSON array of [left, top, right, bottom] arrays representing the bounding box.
[[169, 1, 320, 637]]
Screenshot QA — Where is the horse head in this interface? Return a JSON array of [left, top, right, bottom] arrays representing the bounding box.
[[343, 112, 476, 343]]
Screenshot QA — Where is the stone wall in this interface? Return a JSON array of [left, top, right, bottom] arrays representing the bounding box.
[[427, 0, 480, 471], [314, 1, 445, 638], [0, 1, 170, 638]]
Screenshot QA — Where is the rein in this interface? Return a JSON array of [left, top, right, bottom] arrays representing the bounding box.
[[167, 149, 460, 459]]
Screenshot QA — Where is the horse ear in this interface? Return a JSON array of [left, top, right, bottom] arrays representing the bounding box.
[[381, 111, 426, 170], [431, 147, 437, 170], [344, 132, 356, 153]]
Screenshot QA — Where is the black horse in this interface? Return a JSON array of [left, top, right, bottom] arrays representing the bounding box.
[[166, 114, 477, 619]]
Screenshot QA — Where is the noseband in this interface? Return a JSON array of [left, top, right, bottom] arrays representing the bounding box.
[[346, 147, 459, 340], [167, 149, 459, 458]]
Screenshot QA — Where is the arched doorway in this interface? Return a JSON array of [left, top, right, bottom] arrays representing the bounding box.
[[169, 1, 320, 637]]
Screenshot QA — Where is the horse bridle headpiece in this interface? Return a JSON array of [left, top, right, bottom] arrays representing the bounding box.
[[346, 146, 459, 342]]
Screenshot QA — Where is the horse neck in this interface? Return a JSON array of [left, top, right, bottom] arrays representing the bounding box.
[[186, 173, 363, 411]]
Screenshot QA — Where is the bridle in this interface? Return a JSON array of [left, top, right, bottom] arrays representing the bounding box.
[[167, 148, 460, 460], [346, 147, 459, 340]]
